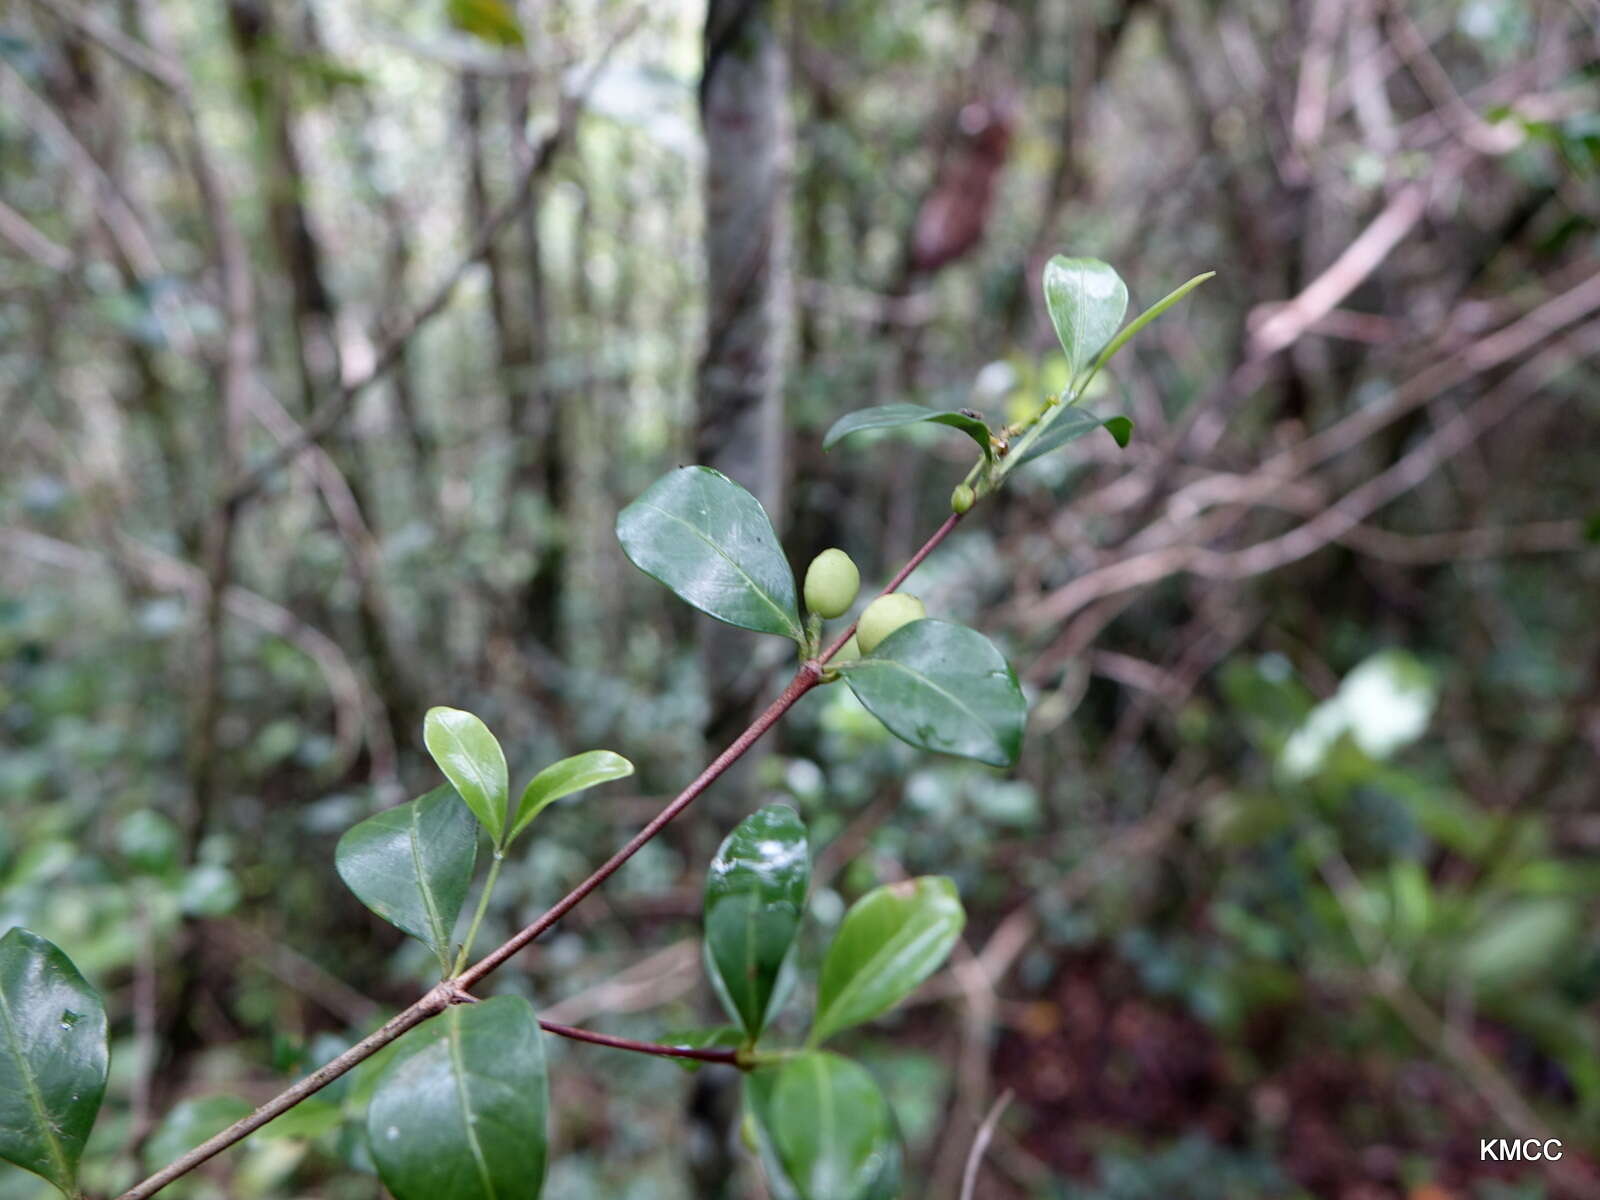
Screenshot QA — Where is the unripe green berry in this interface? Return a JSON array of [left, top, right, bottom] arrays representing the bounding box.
[[856, 593, 925, 654], [832, 634, 861, 664], [950, 484, 975, 514], [803, 548, 860, 619]]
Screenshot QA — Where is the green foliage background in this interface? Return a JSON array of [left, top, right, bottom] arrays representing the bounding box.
[[3, 0, 1599, 1196]]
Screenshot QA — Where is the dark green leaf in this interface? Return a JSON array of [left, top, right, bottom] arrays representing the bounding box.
[[812, 877, 965, 1045], [1012, 408, 1133, 468], [508, 750, 634, 844], [368, 995, 548, 1200], [746, 1053, 902, 1200], [0, 928, 109, 1196], [704, 805, 810, 1039], [1043, 256, 1128, 381], [616, 466, 803, 640], [143, 1095, 251, 1173], [660, 1025, 745, 1073], [424, 707, 510, 844], [335, 786, 478, 970], [838, 620, 1025, 767], [823, 405, 992, 459]]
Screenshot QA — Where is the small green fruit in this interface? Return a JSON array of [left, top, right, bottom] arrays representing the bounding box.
[[832, 634, 861, 664], [856, 593, 925, 654], [803, 548, 860, 619], [950, 484, 975, 514]]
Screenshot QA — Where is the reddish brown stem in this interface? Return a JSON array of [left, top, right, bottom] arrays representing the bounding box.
[[455, 663, 821, 988], [121, 509, 964, 1199], [540, 1019, 741, 1065]]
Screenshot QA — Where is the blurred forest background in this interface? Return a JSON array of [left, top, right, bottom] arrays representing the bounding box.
[[3, 0, 1600, 1197]]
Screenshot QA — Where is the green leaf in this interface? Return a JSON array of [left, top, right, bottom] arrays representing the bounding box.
[[0, 928, 109, 1196], [424, 707, 510, 844], [1085, 270, 1215, 384], [1042, 256, 1128, 382], [368, 995, 548, 1200], [822, 405, 992, 460], [660, 1025, 745, 1073], [508, 750, 634, 844], [446, 0, 524, 45], [616, 466, 803, 641], [1459, 899, 1577, 991], [703, 804, 810, 1039], [838, 620, 1026, 767], [745, 1053, 903, 1200], [335, 786, 479, 970], [143, 1095, 252, 1173], [1012, 409, 1133, 468], [812, 877, 965, 1045]]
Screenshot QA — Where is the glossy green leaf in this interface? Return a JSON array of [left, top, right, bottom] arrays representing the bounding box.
[[660, 1025, 745, 1073], [1043, 256, 1128, 381], [746, 1053, 903, 1200], [424, 707, 510, 844], [1012, 408, 1133, 468], [0, 928, 109, 1196], [368, 995, 548, 1200], [703, 804, 810, 1039], [616, 466, 803, 640], [1084, 270, 1214, 386], [143, 1095, 251, 1173], [823, 405, 992, 460], [335, 785, 478, 970], [812, 877, 965, 1045], [837, 620, 1025, 767], [508, 750, 634, 844]]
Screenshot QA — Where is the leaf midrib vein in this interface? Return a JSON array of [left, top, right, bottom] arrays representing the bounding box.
[[408, 801, 448, 957], [447, 1012, 496, 1197], [634, 500, 798, 636], [0, 968, 73, 1188], [845, 658, 998, 743]]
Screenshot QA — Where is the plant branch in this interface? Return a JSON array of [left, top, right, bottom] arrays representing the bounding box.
[[537, 1020, 742, 1066], [121, 507, 965, 1198]]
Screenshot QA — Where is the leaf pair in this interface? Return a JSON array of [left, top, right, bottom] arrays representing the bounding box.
[[0, 928, 108, 1199], [337, 711, 632, 972], [700, 806, 967, 1052], [423, 707, 633, 850], [699, 808, 960, 1200]]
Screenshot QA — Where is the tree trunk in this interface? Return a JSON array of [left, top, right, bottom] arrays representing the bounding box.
[[691, 8, 793, 1191], [695, 0, 794, 762]]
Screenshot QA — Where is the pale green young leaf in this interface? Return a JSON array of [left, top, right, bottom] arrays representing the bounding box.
[[508, 750, 634, 844], [812, 877, 965, 1045], [424, 707, 510, 844]]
